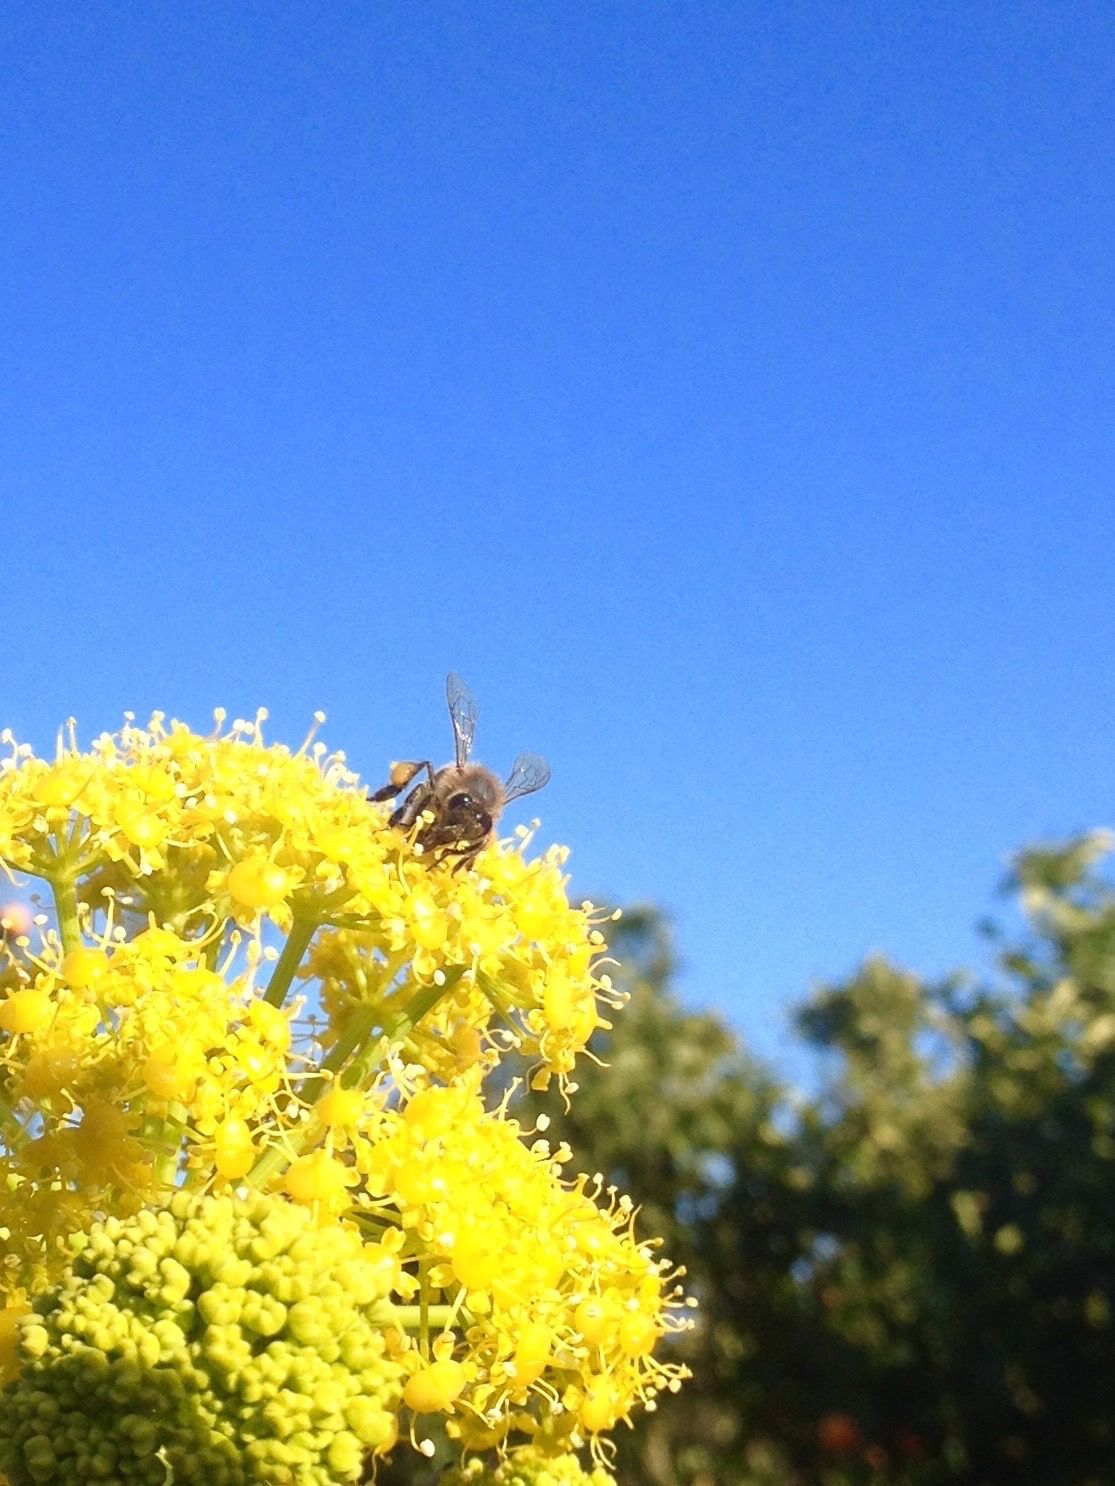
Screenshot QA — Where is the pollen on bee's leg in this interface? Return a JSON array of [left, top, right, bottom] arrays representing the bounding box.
[[390, 761, 423, 787]]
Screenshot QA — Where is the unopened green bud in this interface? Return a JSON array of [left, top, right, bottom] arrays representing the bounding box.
[[0, 1191, 405, 1486]]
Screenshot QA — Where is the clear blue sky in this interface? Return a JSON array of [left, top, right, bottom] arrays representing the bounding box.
[[3, 2, 1113, 1080]]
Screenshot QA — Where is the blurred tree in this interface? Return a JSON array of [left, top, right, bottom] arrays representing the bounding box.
[[748, 831, 1115, 1484]]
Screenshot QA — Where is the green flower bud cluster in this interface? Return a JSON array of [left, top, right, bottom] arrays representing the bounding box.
[[440, 1447, 616, 1486], [0, 1190, 403, 1485]]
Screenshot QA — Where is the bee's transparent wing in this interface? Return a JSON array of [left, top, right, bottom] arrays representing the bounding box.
[[503, 752, 551, 803], [446, 672, 479, 769]]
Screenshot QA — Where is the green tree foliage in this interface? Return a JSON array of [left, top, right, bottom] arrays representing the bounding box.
[[524, 834, 1115, 1486], [780, 833, 1115, 1484]]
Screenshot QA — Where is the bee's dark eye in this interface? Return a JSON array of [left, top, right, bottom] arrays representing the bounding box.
[[448, 792, 472, 810]]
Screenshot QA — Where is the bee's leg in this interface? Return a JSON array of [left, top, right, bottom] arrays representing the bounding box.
[[447, 815, 493, 873], [422, 836, 475, 870], [370, 761, 434, 804], [424, 808, 491, 871], [388, 794, 414, 828], [412, 818, 463, 857], [393, 780, 439, 830]]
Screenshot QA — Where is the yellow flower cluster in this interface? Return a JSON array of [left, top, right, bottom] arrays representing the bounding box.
[[0, 927, 301, 1297], [0, 714, 616, 1088], [0, 711, 688, 1480], [299, 1080, 688, 1446]]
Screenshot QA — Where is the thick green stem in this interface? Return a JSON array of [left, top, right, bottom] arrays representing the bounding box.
[[154, 1101, 189, 1187], [0, 1092, 26, 1155], [262, 915, 317, 1008], [394, 1304, 456, 1330], [312, 1002, 381, 1093], [418, 1259, 430, 1356], [474, 968, 527, 1041], [246, 969, 464, 1188], [202, 925, 228, 971], [48, 873, 81, 955], [329, 970, 464, 1092]]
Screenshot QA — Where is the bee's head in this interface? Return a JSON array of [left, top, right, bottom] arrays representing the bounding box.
[[442, 764, 503, 816]]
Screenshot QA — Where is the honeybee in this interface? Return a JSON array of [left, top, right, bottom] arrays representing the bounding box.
[[371, 673, 551, 870]]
